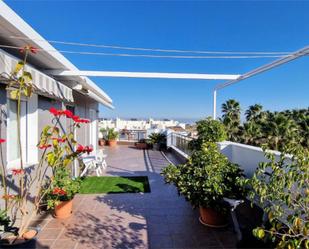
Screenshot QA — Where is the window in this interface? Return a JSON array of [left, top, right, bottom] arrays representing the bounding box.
[[7, 99, 27, 164], [7, 94, 38, 169]]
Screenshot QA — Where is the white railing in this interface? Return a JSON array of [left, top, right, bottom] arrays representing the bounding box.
[[166, 131, 193, 159], [167, 131, 283, 178]]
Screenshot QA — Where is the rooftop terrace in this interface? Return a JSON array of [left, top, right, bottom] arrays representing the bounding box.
[[28, 145, 237, 249]]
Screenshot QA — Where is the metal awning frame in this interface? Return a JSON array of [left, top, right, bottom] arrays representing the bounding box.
[[212, 45, 309, 119]]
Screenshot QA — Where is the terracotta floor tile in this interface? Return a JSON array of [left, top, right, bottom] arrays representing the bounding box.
[[29, 146, 237, 249], [51, 239, 78, 249], [149, 234, 173, 249], [37, 228, 63, 240]]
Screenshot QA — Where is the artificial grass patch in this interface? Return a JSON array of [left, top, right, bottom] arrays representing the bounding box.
[[79, 176, 151, 194]]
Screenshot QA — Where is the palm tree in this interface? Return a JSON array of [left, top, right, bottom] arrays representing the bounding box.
[[245, 104, 263, 122], [242, 121, 262, 146], [221, 99, 241, 141], [263, 113, 299, 151], [222, 99, 241, 121]]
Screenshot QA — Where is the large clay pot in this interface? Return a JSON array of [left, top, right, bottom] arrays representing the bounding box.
[[54, 200, 73, 219], [108, 139, 117, 147], [199, 206, 228, 228]]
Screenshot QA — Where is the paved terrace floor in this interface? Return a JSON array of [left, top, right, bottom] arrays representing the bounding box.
[[25, 145, 237, 249]]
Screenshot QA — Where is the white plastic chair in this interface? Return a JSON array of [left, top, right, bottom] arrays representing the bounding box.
[[96, 149, 107, 171], [80, 150, 107, 177]]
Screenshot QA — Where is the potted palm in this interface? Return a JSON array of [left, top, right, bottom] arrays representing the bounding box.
[[162, 142, 245, 227], [106, 128, 119, 147], [45, 167, 81, 219], [149, 132, 166, 150]]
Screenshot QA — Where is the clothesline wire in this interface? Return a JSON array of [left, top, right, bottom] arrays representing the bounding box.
[[0, 44, 287, 59], [9, 35, 291, 55]]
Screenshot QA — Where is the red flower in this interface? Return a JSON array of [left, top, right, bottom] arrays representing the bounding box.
[[19, 46, 38, 54], [12, 169, 24, 175], [84, 145, 93, 154], [38, 144, 52, 149], [30, 46, 38, 54], [72, 115, 80, 122], [72, 115, 90, 124], [0, 139, 6, 143], [52, 187, 67, 196], [76, 144, 93, 154], [49, 107, 62, 116], [76, 144, 85, 153], [52, 137, 66, 143], [63, 110, 73, 118], [2, 194, 17, 200], [79, 118, 90, 124]]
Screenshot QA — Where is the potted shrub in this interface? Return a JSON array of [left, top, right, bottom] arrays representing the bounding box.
[[162, 142, 245, 227], [149, 132, 166, 150], [135, 138, 151, 149], [46, 167, 81, 219], [106, 128, 119, 147], [189, 117, 227, 151], [245, 145, 309, 248]]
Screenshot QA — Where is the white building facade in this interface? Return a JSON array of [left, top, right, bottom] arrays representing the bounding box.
[[99, 118, 186, 131]]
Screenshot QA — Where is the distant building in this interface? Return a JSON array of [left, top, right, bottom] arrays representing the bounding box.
[[99, 118, 186, 131]]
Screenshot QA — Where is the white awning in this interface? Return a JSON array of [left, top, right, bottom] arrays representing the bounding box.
[[0, 49, 74, 102]]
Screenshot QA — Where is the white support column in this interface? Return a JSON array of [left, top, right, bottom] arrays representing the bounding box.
[[213, 89, 217, 120]]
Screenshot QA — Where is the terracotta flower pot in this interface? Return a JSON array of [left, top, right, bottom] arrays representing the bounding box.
[[199, 206, 228, 228], [98, 139, 105, 146], [108, 139, 117, 147], [54, 199, 73, 219], [22, 229, 38, 240]]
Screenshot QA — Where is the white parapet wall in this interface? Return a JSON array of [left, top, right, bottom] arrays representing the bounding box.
[[167, 133, 284, 178], [217, 141, 282, 178]]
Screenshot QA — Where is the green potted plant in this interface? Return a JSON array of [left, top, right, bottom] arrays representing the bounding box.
[[106, 128, 119, 147], [149, 132, 166, 150], [162, 142, 245, 227], [245, 145, 309, 248], [45, 167, 81, 219]]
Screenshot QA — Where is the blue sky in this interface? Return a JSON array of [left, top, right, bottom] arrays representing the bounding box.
[[6, 0, 309, 121]]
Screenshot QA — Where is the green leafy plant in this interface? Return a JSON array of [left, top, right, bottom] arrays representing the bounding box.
[[106, 128, 119, 140], [0, 210, 11, 232], [45, 167, 81, 209], [246, 145, 309, 248], [148, 132, 166, 145], [162, 142, 245, 212], [189, 117, 226, 150]]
